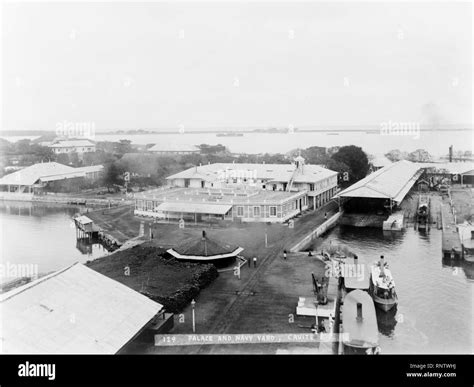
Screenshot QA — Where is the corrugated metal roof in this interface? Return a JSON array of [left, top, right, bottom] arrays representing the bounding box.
[[156, 202, 232, 215], [336, 160, 423, 204], [166, 163, 337, 183], [0, 162, 77, 186], [0, 263, 162, 354]]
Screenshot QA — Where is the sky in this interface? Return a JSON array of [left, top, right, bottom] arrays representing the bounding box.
[[1, 1, 472, 131]]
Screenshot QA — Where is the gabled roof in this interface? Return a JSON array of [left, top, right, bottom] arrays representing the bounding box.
[[0, 162, 76, 186], [336, 160, 423, 204], [166, 163, 337, 184], [0, 263, 162, 354]]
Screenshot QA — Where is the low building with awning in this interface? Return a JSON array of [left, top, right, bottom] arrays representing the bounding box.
[[134, 186, 308, 223]]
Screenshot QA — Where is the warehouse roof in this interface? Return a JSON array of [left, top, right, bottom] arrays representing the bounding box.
[[0, 162, 77, 186], [336, 160, 423, 204], [0, 263, 162, 354]]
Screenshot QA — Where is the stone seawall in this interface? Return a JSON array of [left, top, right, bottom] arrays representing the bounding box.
[[290, 211, 342, 252]]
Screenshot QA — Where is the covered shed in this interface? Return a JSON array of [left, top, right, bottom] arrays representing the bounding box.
[[336, 160, 423, 213], [167, 230, 243, 266], [0, 263, 163, 354]]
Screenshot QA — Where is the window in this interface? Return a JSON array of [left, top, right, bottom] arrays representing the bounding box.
[[253, 206, 260, 217], [237, 206, 244, 217], [310, 184, 315, 191], [270, 206, 277, 217], [146, 201, 153, 210]]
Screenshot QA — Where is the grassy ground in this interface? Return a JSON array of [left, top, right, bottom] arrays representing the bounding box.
[[87, 242, 218, 311]]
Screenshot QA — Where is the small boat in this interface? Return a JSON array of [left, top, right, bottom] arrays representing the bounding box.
[[416, 195, 430, 228], [342, 289, 380, 354], [369, 256, 398, 312], [216, 132, 244, 137], [342, 256, 370, 293]]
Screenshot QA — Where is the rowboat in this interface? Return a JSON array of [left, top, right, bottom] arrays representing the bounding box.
[[342, 289, 379, 354]]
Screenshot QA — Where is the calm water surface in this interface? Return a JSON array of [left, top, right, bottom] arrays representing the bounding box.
[[322, 225, 473, 354], [0, 202, 108, 282]]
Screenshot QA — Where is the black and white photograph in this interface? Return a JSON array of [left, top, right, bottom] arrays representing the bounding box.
[[0, 0, 472, 384]]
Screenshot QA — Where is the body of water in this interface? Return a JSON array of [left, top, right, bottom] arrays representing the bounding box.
[[96, 130, 472, 156], [1, 129, 472, 156], [0, 202, 108, 283], [321, 225, 473, 354]]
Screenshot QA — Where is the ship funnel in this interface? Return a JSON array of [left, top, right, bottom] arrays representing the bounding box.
[[202, 230, 206, 240], [379, 255, 385, 275], [356, 302, 363, 322]]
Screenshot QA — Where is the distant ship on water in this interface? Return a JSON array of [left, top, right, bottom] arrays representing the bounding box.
[[216, 132, 244, 137]]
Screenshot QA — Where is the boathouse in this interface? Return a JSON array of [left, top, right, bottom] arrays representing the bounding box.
[[336, 160, 424, 214], [0, 263, 165, 354]]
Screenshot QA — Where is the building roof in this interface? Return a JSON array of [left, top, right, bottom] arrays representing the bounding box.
[[75, 165, 104, 173], [0, 162, 77, 186], [0, 263, 162, 354], [419, 162, 474, 175], [166, 162, 337, 184], [148, 143, 199, 153], [49, 139, 96, 148], [370, 155, 392, 168], [137, 187, 305, 206], [156, 202, 232, 215], [74, 215, 93, 225], [167, 232, 243, 260], [336, 160, 423, 204]]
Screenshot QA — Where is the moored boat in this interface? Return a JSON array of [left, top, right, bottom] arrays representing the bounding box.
[[342, 255, 370, 293], [369, 256, 398, 312], [342, 289, 380, 354]]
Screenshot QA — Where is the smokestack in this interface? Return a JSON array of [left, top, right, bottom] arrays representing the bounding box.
[[449, 145, 453, 163], [356, 302, 363, 322], [379, 255, 385, 276], [353, 254, 358, 261], [202, 230, 206, 240]]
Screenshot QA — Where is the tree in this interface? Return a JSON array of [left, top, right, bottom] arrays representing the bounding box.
[[385, 149, 407, 162], [56, 153, 70, 165], [331, 145, 369, 184], [102, 162, 125, 192]]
